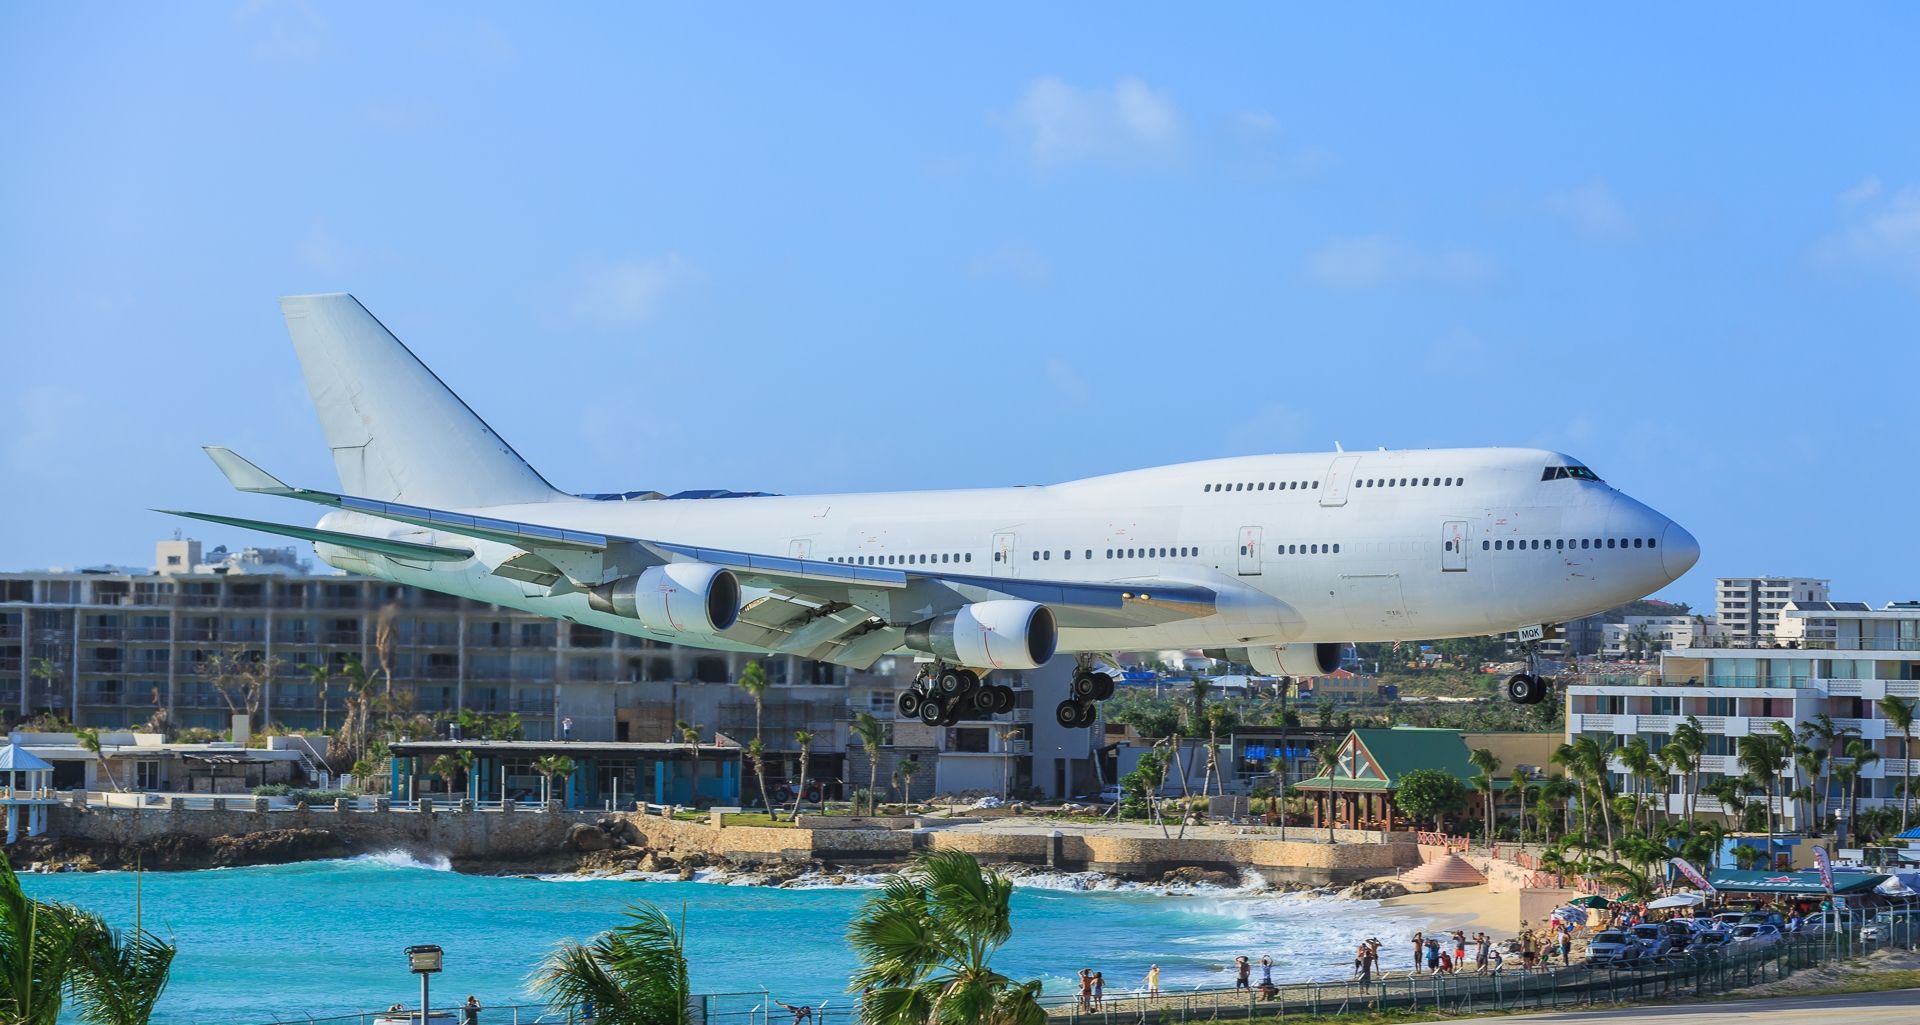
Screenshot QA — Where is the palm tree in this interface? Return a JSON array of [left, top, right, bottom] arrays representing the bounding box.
[[429, 753, 472, 795], [1508, 768, 1534, 840], [532, 900, 688, 1025], [75, 729, 122, 793], [533, 755, 576, 806], [1555, 737, 1615, 847], [1737, 734, 1787, 861], [1840, 738, 1882, 832], [1880, 695, 1916, 834], [1187, 676, 1212, 733], [1538, 774, 1577, 844], [1468, 747, 1501, 846], [788, 730, 816, 821], [28, 657, 62, 716], [896, 755, 920, 806], [70, 917, 176, 1025], [853, 711, 886, 815], [674, 720, 702, 807], [1, 852, 176, 1025], [1670, 716, 1707, 822], [1793, 746, 1827, 833], [1619, 738, 1660, 834], [1798, 713, 1860, 834], [848, 851, 1046, 1025], [736, 661, 773, 811], [308, 664, 333, 734], [1275, 677, 1294, 804]]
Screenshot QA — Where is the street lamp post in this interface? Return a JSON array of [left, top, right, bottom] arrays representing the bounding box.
[[407, 944, 444, 1024]]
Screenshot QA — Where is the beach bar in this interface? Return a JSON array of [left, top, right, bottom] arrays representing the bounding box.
[[0, 743, 57, 844], [388, 739, 742, 809]]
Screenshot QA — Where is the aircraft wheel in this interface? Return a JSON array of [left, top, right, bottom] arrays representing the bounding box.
[[919, 697, 946, 725], [1506, 673, 1536, 704], [957, 669, 980, 692], [898, 691, 923, 717], [1073, 700, 1099, 728], [937, 670, 967, 696], [1527, 676, 1551, 705], [1071, 671, 1100, 698], [1055, 700, 1081, 728], [970, 687, 998, 715], [993, 685, 1016, 713], [938, 707, 962, 727], [1092, 672, 1115, 700]]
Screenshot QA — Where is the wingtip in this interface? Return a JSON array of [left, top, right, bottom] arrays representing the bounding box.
[[202, 447, 294, 494]]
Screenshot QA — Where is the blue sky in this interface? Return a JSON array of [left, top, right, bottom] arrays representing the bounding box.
[[4, 3, 1919, 610]]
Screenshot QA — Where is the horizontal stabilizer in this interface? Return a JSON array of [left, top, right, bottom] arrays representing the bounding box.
[[154, 510, 474, 562]]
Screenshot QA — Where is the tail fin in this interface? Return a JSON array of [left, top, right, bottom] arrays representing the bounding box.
[[278, 293, 559, 508]]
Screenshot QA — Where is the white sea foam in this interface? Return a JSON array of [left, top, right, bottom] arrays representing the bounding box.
[[350, 850, 453, 872]]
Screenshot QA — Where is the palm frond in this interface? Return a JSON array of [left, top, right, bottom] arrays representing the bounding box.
[[530, 901, 688, 1025], [70, 915, 176, 1025]]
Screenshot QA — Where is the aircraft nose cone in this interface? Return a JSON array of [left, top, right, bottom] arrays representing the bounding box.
[[1661, 522, 1700, 581]]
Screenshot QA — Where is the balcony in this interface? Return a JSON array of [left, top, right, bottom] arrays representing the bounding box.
[[512, 696, 555, 714], [175, 627, 218, 642], [224, 629, 267, 644], [78, 659, 125, 674], [124, 627, 172, 641], [79, 688, 127, 705], [320, 631, 361, 645], [79, 626, 125, 641]]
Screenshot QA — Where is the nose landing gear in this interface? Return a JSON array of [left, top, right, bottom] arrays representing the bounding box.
[[1505, 672, 1550, 705]]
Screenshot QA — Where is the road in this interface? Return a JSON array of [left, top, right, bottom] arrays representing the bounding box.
[[1408, 989, 1918, 1024]]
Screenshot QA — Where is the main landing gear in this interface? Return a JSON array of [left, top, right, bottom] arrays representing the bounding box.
[[897, 664, 1016, 727], [1055, 658, 1115, 729]]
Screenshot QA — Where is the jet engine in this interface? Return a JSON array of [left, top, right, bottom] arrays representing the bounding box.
[[904, 600, 1057, 670], [588, 563, 740, 637], [1245, 642, 1342, 678]]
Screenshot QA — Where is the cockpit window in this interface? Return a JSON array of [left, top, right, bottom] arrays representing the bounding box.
[[1541, 465, 1603, 483]]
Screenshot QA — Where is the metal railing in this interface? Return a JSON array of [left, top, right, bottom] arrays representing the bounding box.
[[248, 922, 1920, 1025]]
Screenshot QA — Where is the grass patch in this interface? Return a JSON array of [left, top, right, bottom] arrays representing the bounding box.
[[717, 812, 797, 828]]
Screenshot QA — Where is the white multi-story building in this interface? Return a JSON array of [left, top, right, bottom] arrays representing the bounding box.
[[1715, 577, 1829, 647], [1601, 615, 1717, 658], [1565, 599, 1920, 835]]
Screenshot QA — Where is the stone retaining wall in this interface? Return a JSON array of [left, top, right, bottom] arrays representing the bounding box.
[[49, 802, 590, 861]]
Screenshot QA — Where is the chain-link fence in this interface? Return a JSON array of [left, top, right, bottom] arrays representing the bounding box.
[[250, 918, 1919, 1025]]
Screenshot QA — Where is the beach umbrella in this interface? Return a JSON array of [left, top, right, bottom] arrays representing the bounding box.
[[1567, 895, 1612, 908], [1646, 893, 1705, 910]]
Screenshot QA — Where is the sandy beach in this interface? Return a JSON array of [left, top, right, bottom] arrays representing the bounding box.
[[1379, 884, 1525, 936]]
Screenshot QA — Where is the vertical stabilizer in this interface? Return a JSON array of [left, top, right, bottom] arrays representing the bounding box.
[[278, 293, 558, 508]]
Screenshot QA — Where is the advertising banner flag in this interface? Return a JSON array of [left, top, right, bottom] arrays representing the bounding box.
[[1670, 856, 1715, 895], [1813, 845, 1835, 894]]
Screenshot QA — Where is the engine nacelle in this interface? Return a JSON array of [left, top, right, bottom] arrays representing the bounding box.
[[904, 600, 1058, 670], [588, 563, 740, 637], [1245, 642, 1342, 678]]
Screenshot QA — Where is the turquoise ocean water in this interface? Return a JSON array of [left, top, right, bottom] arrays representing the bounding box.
[[21, 854, 1427, 1025]]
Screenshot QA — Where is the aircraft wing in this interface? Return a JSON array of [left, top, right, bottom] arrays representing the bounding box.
[[189, 447, 1218, 665]]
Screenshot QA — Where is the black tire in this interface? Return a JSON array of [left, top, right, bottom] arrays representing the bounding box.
[[1056, 700, 1081, 728], [897, 691, 923, 717], [1074, 700, 1099, 728], [970, 687, 998, 715], [957, 669, 980, 692], [919, 697, 946, 725], [1071, 671, 1099, 698], [1526, 676, 1550, 705], [1506, 673, 1535, 703], [939, 708, 962, 727], [937, 670, 966, 696], [993, 685, 1016, 713], [1092, 672, 1115, 701]]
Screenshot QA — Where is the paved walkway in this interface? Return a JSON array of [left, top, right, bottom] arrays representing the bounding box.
[[1404, 989, 1920, 1024]]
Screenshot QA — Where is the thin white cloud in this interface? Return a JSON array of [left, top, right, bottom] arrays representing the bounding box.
[[571, 254, 693, 326], [1007, 76, 1182, 167], [1811, 180, 1920, 284], [1233, 111, 1279, 137], [1541, 179, 1637, 243], [1306, 235, 1493, 289]]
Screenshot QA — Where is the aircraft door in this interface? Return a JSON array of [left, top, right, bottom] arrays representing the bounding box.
[[990, 532, 1016, 577], [1441, 520, 1467, 572], [788, 539, 812, 560], [1321, 455, 1360, 507], [1238, 525, 1263, 576]]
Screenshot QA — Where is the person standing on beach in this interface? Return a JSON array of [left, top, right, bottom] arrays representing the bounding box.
[[1355, 941, 1372, 984], [1474, 932, 1490, 973], [462, 996, 481, 1025], [1234, 955, 1251, 990], [1077, 970, 1093, 1012], [1452, 930, 1466, 964], [1260, 955, 1273, 987], [1146, 964, 1160, 998], [1411, 932, 1424, 974], [1424, 936, 1440, 974], [1092, 971, 1104, 1010]]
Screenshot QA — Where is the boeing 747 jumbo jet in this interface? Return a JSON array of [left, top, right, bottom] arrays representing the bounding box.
[[167, 294, 1699, 728]]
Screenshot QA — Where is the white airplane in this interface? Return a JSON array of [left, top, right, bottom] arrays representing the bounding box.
[[167, 294, 1699, 727]]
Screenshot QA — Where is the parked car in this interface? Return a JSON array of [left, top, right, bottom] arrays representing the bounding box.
[[1739, 911, 1785, 929], [1731, 924, 1783, 947], [1691, 931, 1732, 952], [1097, 783, 1126, 804], [1628, 924, 1677, 958], [1587, 930, 1643, 963]]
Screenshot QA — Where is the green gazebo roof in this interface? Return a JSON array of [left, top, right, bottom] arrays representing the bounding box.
[[1294, 728, 1499, 792]]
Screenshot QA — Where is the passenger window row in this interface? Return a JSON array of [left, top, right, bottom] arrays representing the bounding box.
[[831, 553, 974, 566], [1204, 480, 1317, 493], [1273, 543, 1339, 555], [1480, 537, 1659, 551], [1359, 476, 1463, 488]]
